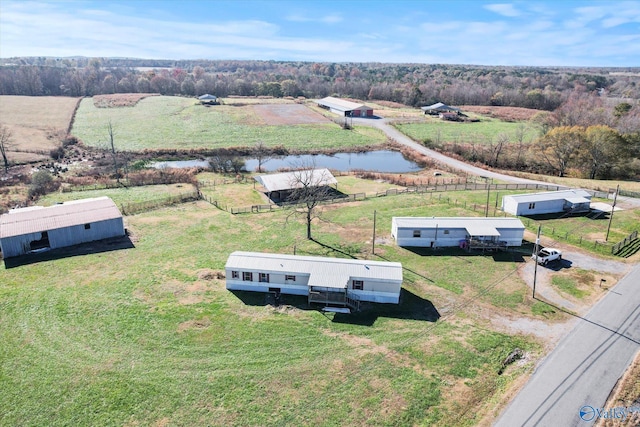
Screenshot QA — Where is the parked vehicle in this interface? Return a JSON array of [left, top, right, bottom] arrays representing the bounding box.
[[532, 248, 562, 265]]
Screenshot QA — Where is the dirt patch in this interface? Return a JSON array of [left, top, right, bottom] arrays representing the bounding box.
[[177, 317, 212, 332], [92, 93, 159, 108], [197, 269, 224, 281], [459, 105, 541, 121], [252, 104, 331, 125]]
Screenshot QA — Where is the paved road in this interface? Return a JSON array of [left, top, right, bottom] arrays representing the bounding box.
[[494, 262, 640, 427]]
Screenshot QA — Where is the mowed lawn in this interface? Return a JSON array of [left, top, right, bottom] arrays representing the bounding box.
[[396, 115, 538, 145], [0, 184, 550, 427], [71, 96, 386, 151]]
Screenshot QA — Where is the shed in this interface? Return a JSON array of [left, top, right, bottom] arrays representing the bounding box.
[[391, 217, 525, 250], [225, 251, 403, 308], [501, 190, 592, 216], [421, 102, 461, 115], [0, 197, 125, 259], [254, 168, 338, 202], [198, 94, 218, 104], [317, 96, 374, 117]]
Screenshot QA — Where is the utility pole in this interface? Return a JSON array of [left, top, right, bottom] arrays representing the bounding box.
[[532, 225, 541, 298], [605, 184, 619, 242], [372, 210, 377, 255], [485, 182, 491, 217]]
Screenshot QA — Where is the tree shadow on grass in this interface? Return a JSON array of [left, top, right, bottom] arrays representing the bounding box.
[[3, 235, 135, 269]]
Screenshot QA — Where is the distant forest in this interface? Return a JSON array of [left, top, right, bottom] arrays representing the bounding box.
[[1, 57, 639, 109]]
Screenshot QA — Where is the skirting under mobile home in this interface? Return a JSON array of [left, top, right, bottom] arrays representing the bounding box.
[[0, 197, 125, 259], [225, 251, 403, 308], [391, 217, 525, 250], [501, 189, 592, 216]]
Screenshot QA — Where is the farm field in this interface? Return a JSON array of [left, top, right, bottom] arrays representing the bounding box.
[[3, 177, 636, 426], [395, 115, 538, 146], [0, 95, 80, 163], [71, 96, 387, 151]]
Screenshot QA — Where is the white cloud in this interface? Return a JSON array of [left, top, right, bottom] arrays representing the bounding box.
[[285, 13, 342, 24], [484, 3, 521, 17]]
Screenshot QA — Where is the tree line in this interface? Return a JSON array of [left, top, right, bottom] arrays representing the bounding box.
[[1, 57, 639, 109]]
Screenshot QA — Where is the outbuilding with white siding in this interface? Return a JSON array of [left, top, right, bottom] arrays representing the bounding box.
[[391, 217, 525, 250], [225, 251, 403, 309], [316, 96, 374, 117], [0, 197, 125, 259], [501, 190, 592, 216]]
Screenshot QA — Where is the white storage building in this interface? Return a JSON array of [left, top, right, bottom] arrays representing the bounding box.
[[225, 251, 403, 309], [501, 190, 592, 216], [0, 197, 125, 259], [316, 96, 374, 117], [391, 217, 525, 250]]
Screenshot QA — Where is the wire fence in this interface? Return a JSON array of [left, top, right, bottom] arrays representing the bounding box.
[[611, 230, 639, 255], [120, 190, 200, 215]]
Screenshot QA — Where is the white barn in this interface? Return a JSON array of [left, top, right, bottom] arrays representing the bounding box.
[[316, 96, 374, 117], [501, 190, 592, 216], [225, 251, 403, 309], [0, 197, 125, 259], [391, 217, 525, 250]]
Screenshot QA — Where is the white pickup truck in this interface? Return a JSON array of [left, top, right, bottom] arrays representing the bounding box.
[[532, 248, 562, 265]]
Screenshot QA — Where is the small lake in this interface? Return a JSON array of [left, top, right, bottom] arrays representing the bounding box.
[[151, 150, 422, 173]]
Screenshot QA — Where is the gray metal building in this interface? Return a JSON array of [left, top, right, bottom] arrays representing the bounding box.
[[0, 197, 125, 259]]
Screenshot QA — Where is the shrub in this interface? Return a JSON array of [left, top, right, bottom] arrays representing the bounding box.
[[28, 170, 60, 199], [50, 146, 65, 160]]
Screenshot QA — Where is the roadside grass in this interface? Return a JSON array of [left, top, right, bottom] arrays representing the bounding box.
[[395, 115, 537, 146], [71, 96, 386, 151], [551, 275, 589, 299], [502, 172, 640, 194], [0, 183, 547, 426]]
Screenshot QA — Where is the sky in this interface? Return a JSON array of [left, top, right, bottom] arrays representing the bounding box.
[[1, 0, 639, 67]]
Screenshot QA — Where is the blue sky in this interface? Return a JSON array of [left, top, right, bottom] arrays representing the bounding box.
[[1, 0, 639, 66]]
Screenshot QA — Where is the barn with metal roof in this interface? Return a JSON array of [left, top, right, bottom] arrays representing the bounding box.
[[0, 197, 125, 259], [316, 96, 374, 117], [501, 190, 592, 216], [225, 251, 403, 308], [391, 217, 525, 250], [254, 168, 338, 202]]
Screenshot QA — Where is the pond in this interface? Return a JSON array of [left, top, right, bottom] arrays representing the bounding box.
[[151, 150, 422, 173]]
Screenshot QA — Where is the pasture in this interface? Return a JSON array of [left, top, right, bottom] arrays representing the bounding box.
[[2, 180, 563, 427], [71, 96, 387, 151], [395, 116, 538, 146], [0, 95, 80, 163]]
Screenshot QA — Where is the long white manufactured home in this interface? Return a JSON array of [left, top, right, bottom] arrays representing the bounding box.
[[0, 197, 125, 259], [391, 217, 525, 250], [225, 251, 403, 308], [501, 190, 592, 216]]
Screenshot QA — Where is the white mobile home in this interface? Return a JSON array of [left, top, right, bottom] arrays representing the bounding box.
[[391, 217, 525, 250], [225, 251, 403, 308], [501, 190, 592, 216], [0, 197, 125, 259]]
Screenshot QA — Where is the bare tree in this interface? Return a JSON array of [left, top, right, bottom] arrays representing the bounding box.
[[106, 120, 120, 183], [252, 140, 273, 173], [285, 167, 336, 240], [0, 125, 15, 173]]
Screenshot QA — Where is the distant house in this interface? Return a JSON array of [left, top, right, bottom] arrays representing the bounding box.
[[421, 102, 461, 115], [0, 197, 125, 259], [254, 168, 338, 202], [198, 94, 218, 105], [391, 217, 525, 250], [225, 251, 403, 309], [501, 190, 592, 216], [317, 96, 374, 117]]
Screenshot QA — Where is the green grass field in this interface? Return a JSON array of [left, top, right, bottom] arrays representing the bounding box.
[[71, 96, 386, 151], [395, 116, 538, 146], [1, 181, 556, 426]]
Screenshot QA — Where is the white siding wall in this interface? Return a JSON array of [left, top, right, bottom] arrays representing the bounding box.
[[225, 268, 311, 295], [495, 228, 525, 246], [350, 277, 401, 303], [0, 218, 124, 259], [394, 226, 468, 247]]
